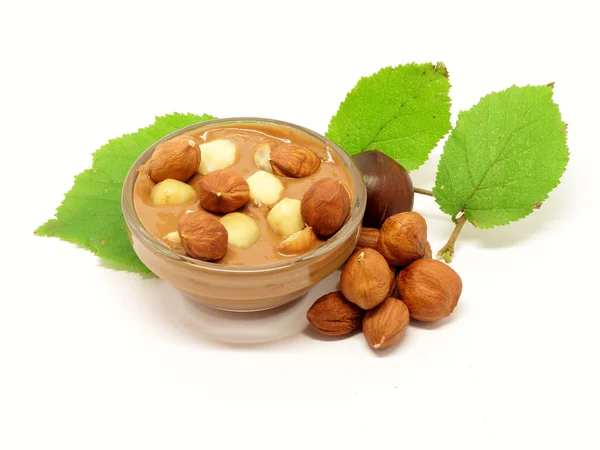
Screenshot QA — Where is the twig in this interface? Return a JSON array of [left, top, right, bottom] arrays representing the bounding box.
[[414, 187, 434, 196], [436, 215, 467, 263]]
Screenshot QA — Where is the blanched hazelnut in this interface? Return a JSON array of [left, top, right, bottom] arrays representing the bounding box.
[[267, 198, 305, 238], [148, 135, 200, 183], [253, 142, 273, 173], [246, 170, 284, 206], [219, 212, 260, 249], [178, 212, 228, 261], [198, 139, 238, 175], [149, 179, 198, 205], [277, 226, 318, 255]]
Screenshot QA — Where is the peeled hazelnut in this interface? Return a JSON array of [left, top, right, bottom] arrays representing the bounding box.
[[196, 168, 249, 213], [306, 291, 364, 336], [178, 212, 228, 261], [253, 142, 273, 173], [267, 198, 305, 238], [356, 227, 380, 251], [246, 170, 284, 206], [424, 241, 432, 259], [148, 135, 200, 183], [198, 139, 238, 175], [219, 212, 260, 249], [363, 297, 410, 350], [269, 143, 321, 178], [149, 179, 198, 205], [340, 248, 395, 310], [396, 259, 462, 322], [277, 227, 318, 255], [377, 212, 427, 266], [301, 177, 351, 237]]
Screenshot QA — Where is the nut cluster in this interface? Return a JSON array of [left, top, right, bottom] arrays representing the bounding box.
[[144, 135, 352, 262], [307, 211, 462, 351]]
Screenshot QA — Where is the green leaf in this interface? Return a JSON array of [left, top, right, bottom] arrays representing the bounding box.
[[35, 113, 216, 274], [433, 85, 568, 229], [326, 62, 452, 171]]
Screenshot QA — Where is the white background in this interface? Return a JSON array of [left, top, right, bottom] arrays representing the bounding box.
[[1, 1, 599, 448]]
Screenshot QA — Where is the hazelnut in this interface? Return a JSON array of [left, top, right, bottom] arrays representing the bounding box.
[[356, 227, 380, 251], [253, 142, 273, 173], [377, 212, 427, 266], [267, 198, 305, 238], [246, 170, 284, 206], [306, 291, 364, 336], [196, 168, 250, 214], [424, 241, 432, 259], [396, 259, 462, 322], [277, 227, 318, 255], [163, 231, 185, 254], [301, 177, 351, 237], [269, 143, 321, 178], [219, 212, 260, 249], [149, 179, 198, 205], [198, 139, 238, 175], [178, 212, 228, 261], [148, 135, 200, 183], [363, 297, 409, 350], [340, 248, 395, 310]]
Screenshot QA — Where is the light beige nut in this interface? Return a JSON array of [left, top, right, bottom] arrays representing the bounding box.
[[377, 212, 427, 267], [178, 212, 228, 260], [196, 168, 249, 213], [246, 170, 284, 206], [219, 212, 260, 249], [269, 143, 321, 178], [277, 227, 318, 255], [301, 177, 351, 237], [306, 291, 364, 336], [340, 248, 395, 310], [253, 142, 273, 173], [148, 135, 200, 183], [267, 198, 305, 238], [363, 297, 410, 350], [198, 139, 238, 175], [396, 259, 462, 322], [149, 179, 198, 205]]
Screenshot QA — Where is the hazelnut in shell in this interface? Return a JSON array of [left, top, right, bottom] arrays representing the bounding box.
[[340, 248, 395, 310], [396, 258, 462, 322]]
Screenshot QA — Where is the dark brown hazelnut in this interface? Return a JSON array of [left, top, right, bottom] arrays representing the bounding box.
[[301, 178, 351, 237]]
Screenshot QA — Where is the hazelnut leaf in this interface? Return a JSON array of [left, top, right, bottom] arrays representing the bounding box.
[[433, 85, 569, 229], [325, 62, 451, 171], [35, 112, 216, 275]]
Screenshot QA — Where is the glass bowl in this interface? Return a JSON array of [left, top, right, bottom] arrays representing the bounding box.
[[122, 117, 366, 311]]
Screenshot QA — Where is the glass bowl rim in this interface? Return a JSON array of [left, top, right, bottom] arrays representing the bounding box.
[[121, 116, 366, 274]]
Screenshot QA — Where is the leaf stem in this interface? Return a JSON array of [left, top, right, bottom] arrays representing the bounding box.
[[414, 187, 434, 196], [436, 215, 467, 263]]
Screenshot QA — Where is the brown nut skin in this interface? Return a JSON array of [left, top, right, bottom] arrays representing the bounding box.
[[196, 168, 250, 214], [352, 150, 414, 228], [270, 143, 321, 178], [340, 248, 395, 310], [178, 212, 228, 261], [301, 178, 351, 237], [377, 212, 427, 267], [277, 227, 319, 256], [148, 135, 200, 183], [396, 259, 462, 322], [363, 297, 410, 350], [356, 227, 380, 251], [424, 241, 432, 259], [306, 291, 364, 336]]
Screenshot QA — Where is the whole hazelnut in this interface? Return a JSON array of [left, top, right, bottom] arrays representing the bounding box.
[[396, 259, 462, 322], [424, 241, 432, 259], [340, 248, 395, 310], [377, 212, 427, 267], [150, 179, 198, 206], [178, 212, 228, 261], [301, 177, 351, 237], [270, 143, 321, 178], [363, 297, 410, 350], [306, 291, 364, 336], [195, 168, 250, 214], [148, 135, 200, 183], [356, 227, 380, 251]]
